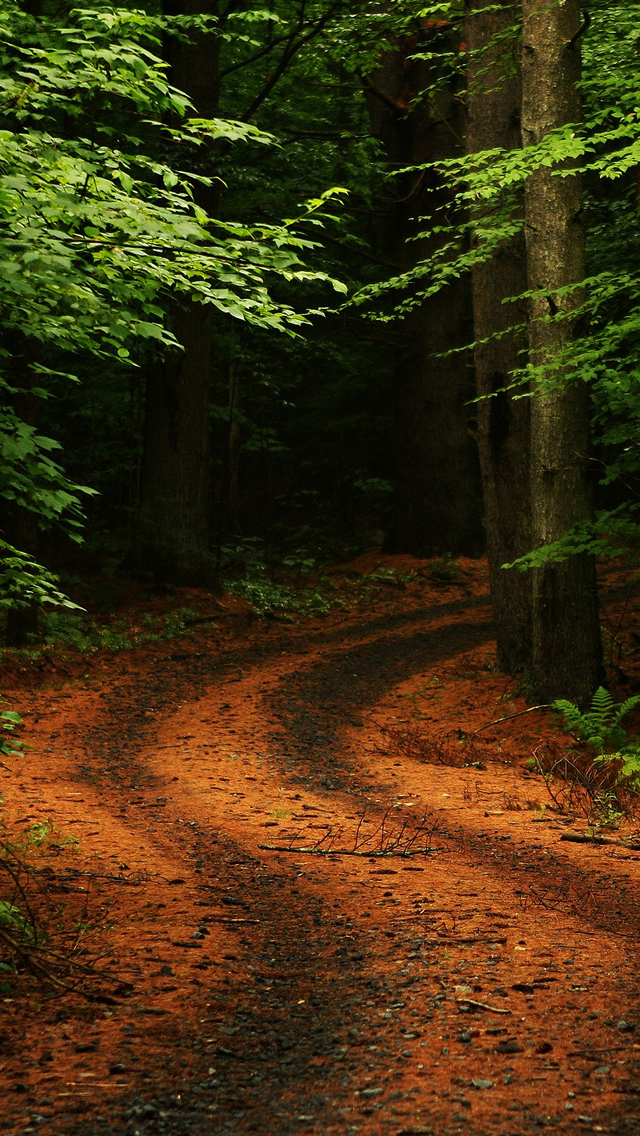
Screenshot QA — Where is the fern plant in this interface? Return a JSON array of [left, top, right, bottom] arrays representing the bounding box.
[[554, 687, 640, 751], [554, 687, 640, 780]]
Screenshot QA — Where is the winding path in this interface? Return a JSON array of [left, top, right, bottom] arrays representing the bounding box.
[[2, 585, 640, 1136]]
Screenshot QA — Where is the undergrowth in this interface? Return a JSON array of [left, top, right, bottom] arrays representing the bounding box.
[[0, 698, 34, 991], [220, 538, 341, 617], [533, 687, 640, 828], [0, 704, 94, 997], [40, 606, 200, 652], [376, 722, 487, 770]]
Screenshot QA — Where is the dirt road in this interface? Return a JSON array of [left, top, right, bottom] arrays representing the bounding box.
[[1, 558, 640, 1136]]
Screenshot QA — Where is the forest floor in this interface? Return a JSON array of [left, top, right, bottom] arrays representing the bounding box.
[[2, 553, 640, 1136]]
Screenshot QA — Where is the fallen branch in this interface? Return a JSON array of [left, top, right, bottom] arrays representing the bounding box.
[[202, 916, 260, 924], [471, 704, 552, 736], [257, 844, 439, 857], [0, 925, 129, 1004], [456, 997, 512, 1014], [431, 936, 508, 946], [560, 832, 640, 850]]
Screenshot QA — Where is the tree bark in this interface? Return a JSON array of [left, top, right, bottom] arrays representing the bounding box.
[[465, 0, 531, 670], [521, 0, 602, 702], [136, 0, 220, 587], [366, 26, 484, 558]]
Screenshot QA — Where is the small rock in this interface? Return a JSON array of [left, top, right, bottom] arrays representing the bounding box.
[[131, 1103, 158, 1121], [360, 1087, 383, 1098], [472, 1078, 493, 1090], [617, 1020, 635, 1033], [495, 1040, 523, 1054], [457, 1030, 472, 1045]]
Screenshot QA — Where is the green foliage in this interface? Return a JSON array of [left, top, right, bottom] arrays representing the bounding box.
[[40, 606, 201, 652], [0, 1, 350, 611], [428, 556, 462, 583], [554, 687, 640, 783], [0, 900, 33, 943], [0, 695, 29, 975], [221, 539, 335, 616], [502, 507, 640, 572], [0, 695, 22, 759], [343, 1, 640, 579], [554, 686, 640, 753]]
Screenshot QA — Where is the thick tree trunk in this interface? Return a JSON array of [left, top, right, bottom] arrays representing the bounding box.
[[136, 0, 220, 587], [521, 0, 602, 702], [366, 31, 484, 558], [465, 0, 531, 670]]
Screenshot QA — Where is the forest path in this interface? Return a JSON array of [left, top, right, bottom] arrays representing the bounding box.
[[1, 558, 640, 1136]]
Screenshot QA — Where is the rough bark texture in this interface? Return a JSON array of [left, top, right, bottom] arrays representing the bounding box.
[[136, 0, 220, 587], [521, 0, 602, 703], [465, 1, 532, 671], [367, 31, 484, 558]]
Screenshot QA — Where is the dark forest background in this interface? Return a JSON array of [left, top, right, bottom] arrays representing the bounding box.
[[1, 0, 639, 702]]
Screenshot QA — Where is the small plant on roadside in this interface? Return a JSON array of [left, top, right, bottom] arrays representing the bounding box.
[[554, 686, 640, 752], [554, 687, 640, 782], [222, 539, 337, 617], [40, 606, 200, 653], [0, 900, 34, 943], [428, 556, 462, 584], [0, 700, 37, 993], [0, 698, 22, 758], [533, 688, 640, 826]]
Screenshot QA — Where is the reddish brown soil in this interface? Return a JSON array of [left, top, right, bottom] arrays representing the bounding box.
[[1, 555, 640, 1136]]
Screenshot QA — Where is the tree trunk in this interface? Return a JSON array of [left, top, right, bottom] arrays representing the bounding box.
[[521, 0, 602, 703], [366, 27, 484, 558], [226, 354, 242, 533], [465, 0, 532, 670], [136, 0, 220, 587], [138, 308, 215, 586]]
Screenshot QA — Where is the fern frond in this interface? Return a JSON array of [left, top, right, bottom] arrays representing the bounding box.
[[612, 694, 640, 726], [553, 688, 640, 752]]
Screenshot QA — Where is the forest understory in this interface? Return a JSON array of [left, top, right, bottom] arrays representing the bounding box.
[[2, 553, 640, 1136]]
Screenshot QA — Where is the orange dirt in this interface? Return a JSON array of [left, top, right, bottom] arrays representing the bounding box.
[[1, 555, 640, 1136]]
